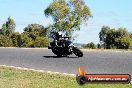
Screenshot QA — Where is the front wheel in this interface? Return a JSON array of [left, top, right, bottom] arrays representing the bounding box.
[[72, 47, 83, 57]]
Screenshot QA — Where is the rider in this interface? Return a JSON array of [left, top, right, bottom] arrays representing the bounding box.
[[54, 31, 72, 51], [54, 32, 62, 46]]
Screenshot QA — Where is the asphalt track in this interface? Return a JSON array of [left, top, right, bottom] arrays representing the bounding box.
[[0, 48, 132, 76]]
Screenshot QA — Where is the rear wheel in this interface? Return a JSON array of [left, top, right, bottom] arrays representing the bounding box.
[[73, 47, 83, 57], [52, 48, 62, 57]]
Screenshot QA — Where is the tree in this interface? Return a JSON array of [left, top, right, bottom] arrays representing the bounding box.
[[0, 35, 13, 47], [0, 17, 16, 36], [130, 33, 132, 39], [23, 24, 47, 40], [115, 37, 132, 49], [99, 26, 132, 49], [105, 28, 116, 49], [6, 17, 16, 36], [28, 37, 49, 47], [115, 28, 129, 38], [23, 24, 49, 47], [97, 43, 101, 49], [84, 42, 96, 49], [0, 23, 7, 35], [11, 32, 24, 47], [99, 26, 110, 49], [44, 0, 92, 35], [89, 42, 96, 49], [21, 33, 32, 47]]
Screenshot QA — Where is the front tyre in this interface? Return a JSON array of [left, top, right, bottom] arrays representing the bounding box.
[[73, 47, 83, 57]]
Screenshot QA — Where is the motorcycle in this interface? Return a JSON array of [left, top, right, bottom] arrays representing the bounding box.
[[48, 32, 83, 57]]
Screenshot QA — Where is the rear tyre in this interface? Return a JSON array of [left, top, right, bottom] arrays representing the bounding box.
[[52, 48, 62, 57]]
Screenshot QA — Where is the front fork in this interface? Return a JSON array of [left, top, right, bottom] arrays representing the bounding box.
[[69, 43, 75, 52]]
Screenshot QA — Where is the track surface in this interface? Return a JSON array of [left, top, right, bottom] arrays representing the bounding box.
[[0, 48, 132, 75]]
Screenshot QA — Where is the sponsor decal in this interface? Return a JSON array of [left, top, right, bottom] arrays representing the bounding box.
[[76, 67, 131, 85]]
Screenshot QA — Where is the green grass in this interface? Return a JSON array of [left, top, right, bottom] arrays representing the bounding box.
[[0, 66, 131, 88]]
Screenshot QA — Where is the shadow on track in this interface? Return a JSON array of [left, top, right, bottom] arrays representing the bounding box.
[[43, 56, 64, 58], [43, 56, 78, 58]]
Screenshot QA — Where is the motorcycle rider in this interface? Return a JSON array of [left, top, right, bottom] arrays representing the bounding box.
[[54, 31, 73, 52], [54, 31, 64, 47], [48, 31, 83, 57]]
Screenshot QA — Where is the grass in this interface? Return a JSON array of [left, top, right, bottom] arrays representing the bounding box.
[[0, 66, 132, 88]]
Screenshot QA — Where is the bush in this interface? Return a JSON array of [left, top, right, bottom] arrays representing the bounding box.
[[28, 37, 49, 48], [0, 35, 13, 47], [84, 42, 96, 49]]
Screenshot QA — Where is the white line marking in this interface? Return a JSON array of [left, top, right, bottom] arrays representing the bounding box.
[[0, 65, 75, 77]]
